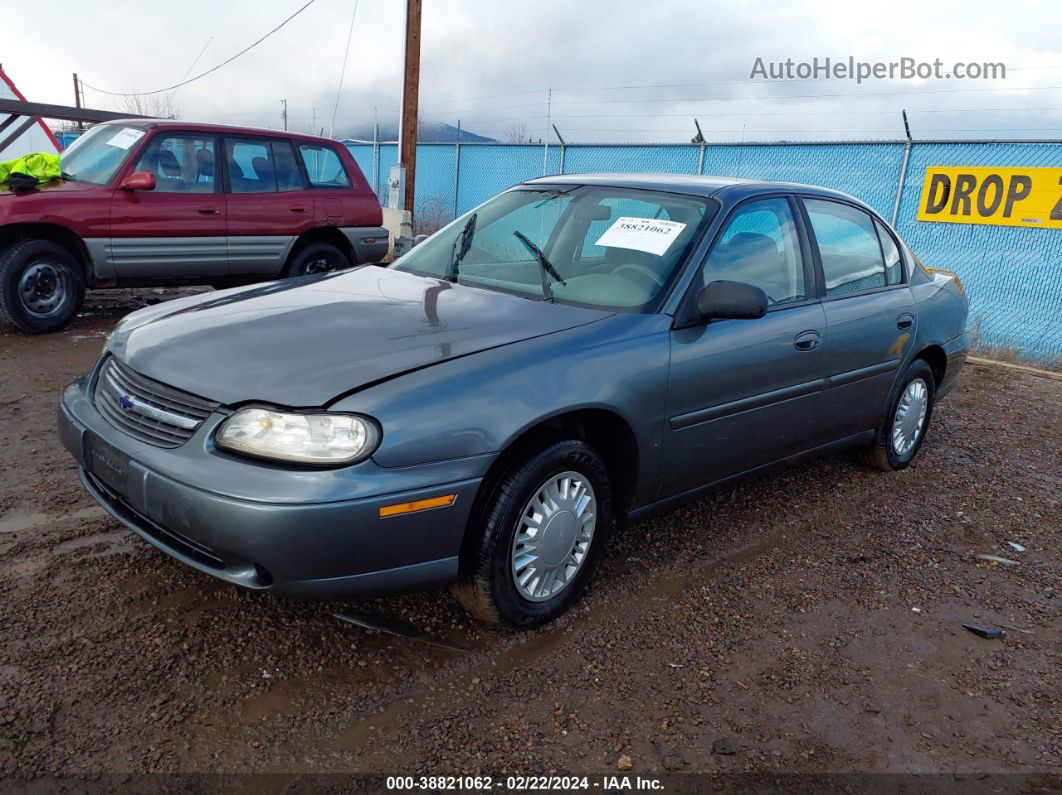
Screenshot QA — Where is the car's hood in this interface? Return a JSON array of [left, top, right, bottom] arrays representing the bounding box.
[[109, 267, 611, 407], [0, 179, 98, 197]]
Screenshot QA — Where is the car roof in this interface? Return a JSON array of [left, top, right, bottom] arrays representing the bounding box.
[[524, 172, 865, 206], [97, 118, 337, 145]]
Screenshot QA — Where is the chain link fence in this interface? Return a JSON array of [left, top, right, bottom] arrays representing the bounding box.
[[346, 139, 1061, 364]]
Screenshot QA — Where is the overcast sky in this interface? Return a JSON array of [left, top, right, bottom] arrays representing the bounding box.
[[5, 0, 1061, 142]]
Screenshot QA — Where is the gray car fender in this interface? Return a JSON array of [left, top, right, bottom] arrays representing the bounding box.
[[330, 313, 673, 509]]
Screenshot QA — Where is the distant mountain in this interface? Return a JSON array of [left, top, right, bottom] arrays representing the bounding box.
[[339, 120, 495, 144]]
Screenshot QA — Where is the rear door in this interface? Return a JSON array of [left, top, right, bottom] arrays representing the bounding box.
[[295, 142, 354, 223], [799, 197, 916, 438], [109, 131, 227, 278], [662, 196, 831, 498], [222, 136, 317, 276]]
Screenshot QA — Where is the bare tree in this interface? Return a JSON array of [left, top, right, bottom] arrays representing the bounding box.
[[116, 93, 180, 119], [507, 121, 529, 144], [414, 194, 451, 236]]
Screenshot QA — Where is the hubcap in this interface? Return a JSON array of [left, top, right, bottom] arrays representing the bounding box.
[[303, 256, 336, 275], [511, 471, 596, 602], [19, 262, 68, 318], [892, 378, 928, 456]]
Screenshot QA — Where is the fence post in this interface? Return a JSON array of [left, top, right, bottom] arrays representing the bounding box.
[[552, 125, 567, 175], [453, 121, 462, 220], [697, 142, 706, 175], [372, 121, 381, 196], [890, 140, 912, 227]]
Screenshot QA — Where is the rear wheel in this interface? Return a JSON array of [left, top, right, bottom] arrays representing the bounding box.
[[283, 242, 351, 278], [0, 239, 85, 334], [859, 359, 936, 471], [454, 439, 612, 628]]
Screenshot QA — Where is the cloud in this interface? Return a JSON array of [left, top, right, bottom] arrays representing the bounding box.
[[5, 0, 1059, 142]]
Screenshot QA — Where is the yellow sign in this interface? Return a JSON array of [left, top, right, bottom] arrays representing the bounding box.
[[916, 166, 1062, 229]]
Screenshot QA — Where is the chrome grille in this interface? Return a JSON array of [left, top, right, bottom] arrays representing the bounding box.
[[93, 356, 218, 448]]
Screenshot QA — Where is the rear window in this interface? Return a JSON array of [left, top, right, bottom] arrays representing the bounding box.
[[298, 144, 350, 188], [803, 199, 888, 296]]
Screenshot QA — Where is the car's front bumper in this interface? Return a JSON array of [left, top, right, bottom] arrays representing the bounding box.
[[58, 377, 489, 598]]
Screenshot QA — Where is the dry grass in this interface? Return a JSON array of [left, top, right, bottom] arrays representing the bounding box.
[[968, 315, 1061, 372]]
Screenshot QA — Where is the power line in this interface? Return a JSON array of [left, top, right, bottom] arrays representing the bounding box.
[[547, 84, 1062, 106], [82, 0, 316, 97], [544, 105, 1062, 121], [330, 0, 360, 138], [220, 104, 1062, 123], [555, 127, 1062, 134], [208, 82, 1062, 118], [416, 105, 1062, 120], [169, 36, 213, 103]]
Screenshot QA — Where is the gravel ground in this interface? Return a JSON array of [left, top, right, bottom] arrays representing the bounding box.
[[0, 288, 1059, 783]]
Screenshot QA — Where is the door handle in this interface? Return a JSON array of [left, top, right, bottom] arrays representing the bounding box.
[[197, 207, 220, 215], [896, 313, 915, 330], [794, 330, 821, 351], [289, 206, 308, 213]]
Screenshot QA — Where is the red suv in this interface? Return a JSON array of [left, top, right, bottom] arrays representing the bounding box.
[[0, 120, 387, 333]]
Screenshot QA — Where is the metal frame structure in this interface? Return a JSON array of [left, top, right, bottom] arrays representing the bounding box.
[[0, 97, 143, 153]]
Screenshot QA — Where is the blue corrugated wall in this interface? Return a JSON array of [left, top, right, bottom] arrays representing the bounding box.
[[346, 140, 1061, 361]]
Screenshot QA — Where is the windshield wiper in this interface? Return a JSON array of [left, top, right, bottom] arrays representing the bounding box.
[[445, 213, 477, 282], [512, 230, 565, 301]]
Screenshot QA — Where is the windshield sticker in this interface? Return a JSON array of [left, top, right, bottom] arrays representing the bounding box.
[[594, 217, 688, 256], [105, 128, 145, 150]]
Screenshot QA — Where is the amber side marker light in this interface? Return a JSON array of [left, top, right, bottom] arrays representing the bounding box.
[[378, 494, 457, 518]]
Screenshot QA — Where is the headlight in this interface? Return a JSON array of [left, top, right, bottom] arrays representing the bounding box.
[[216, 408, 380, 465]]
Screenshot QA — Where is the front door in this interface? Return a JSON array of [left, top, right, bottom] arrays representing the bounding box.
[[109, 131, 227, 279], [222, 136, 318, 277], [799, 197, 917, 438], [662, 196, 831, 498]]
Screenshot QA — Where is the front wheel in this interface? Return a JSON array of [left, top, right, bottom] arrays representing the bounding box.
[[859, 359, 936, 471], [454, 439, 613, 628], [283, 242, 352, 278], [0, 239, 85, 334]]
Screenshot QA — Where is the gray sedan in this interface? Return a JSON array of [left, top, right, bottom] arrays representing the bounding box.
[[57, 174, 969, 628]]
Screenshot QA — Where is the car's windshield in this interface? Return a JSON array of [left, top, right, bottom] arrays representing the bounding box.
[[392, 186, 714, 312], [60, 123, 146, 185]]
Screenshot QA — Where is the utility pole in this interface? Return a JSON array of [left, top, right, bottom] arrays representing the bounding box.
[[398, 0, 422, 215], [72, 73, 84, 130], [281, 98, 288, 131]]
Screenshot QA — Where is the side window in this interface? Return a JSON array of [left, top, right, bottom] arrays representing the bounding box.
[[804, 199, 887, 296], [133, 134, 216, 193], [875, 219, 904, 285], [224, 138, 277, 193], [298, 144, 351, 188], [272, 140, 305, 192], [703, 198, 805, 305]]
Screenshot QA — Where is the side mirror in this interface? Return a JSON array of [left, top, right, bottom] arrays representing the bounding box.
[[697, 280, 768, 320], [412, 234, 429, 247], [117, 171, 156, 191]]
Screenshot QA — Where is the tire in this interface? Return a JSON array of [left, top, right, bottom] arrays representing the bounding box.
[[859, 359, 936, 471], [0, 239, 85, 334], [454, 439, 613, 629], [283, 242, 352, 278]]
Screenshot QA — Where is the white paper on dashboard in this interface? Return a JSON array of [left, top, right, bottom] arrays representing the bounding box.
[[105, 128, 145, 150], [594, 217, 688, 256]]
